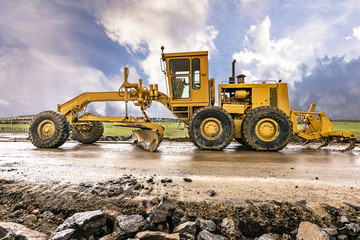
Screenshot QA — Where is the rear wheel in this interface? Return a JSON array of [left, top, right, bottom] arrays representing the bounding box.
[[188, 106, 235, 150], [29, 111, 70, 148], [72, 121, 104, 144], [241, 106, 292, 151]]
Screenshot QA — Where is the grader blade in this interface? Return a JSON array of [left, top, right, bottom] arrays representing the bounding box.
[[132, 129, 161, 152]]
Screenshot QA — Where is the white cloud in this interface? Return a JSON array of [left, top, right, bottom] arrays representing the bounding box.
[[0, 1, 111, 117], [0, 47, 108, 115], [352, 26, 360, 41], [0, 99, 9, 106], [94, 0, 218, 93], [233, 16, 303, 84]]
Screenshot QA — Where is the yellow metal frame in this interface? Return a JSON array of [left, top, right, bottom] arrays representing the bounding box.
[[218, 82, 290, 116], [57, 67, 169, 141], [290, 104, 356, 140]]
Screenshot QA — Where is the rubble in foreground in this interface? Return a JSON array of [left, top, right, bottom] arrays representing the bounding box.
[[1, 178, 360, 240]]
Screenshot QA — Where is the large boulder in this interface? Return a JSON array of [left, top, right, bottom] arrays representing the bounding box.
[[113, 214, 147, 239], [51, 209, 107, 239], [173, 221, 197, 237], [197, 230, 229, 240], [135, 231, 180, 240], [255, 234, 275, 240], [196, 218, 217, 232], [149, 197, 173, 224], [0, 222, 47, 240], [296, 222, 330, 240], [220, 217, 246, 240], [345, 223, 360, 236]]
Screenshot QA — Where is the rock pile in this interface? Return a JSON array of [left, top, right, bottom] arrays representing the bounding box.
[[1, 178, 360, 239], [14, 207, 359, 240]]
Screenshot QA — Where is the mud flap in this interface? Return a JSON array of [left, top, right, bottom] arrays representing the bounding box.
[[131, 129, 162, 152]]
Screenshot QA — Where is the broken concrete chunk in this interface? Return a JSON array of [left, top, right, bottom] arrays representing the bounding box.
[[52, 209, 106, 239], [135, 230, 180, 240], [220, 217, 245, 240], [322, 227, 338, 236], [196, 218, 217, 232], [0, 222, 47, 240], [345, 223, 360, 236], [296, 222, 330, 240], [149, 197, 172, 224], [51, 229, 76, 240], [173, 221, 197, 236], [340, 215, 349, 224], [113, 214, 146, 239], [197, 230, 229, 240], [255, 234, 275, 240]]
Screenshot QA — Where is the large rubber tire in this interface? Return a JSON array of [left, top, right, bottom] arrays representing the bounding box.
[[188, 106, 235, 150], [72, 121, 104, 144], [241, 106, 292, 151], [29, 111, 70, 148]]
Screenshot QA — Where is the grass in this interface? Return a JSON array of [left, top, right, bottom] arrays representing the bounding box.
[[103, 121, 188, 139], [0, 123, 30, 133], [1, 120, 359, 138], [332, 121, 360, 137]]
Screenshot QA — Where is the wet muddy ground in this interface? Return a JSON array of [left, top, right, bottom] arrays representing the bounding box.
[[0, 133, 359, 238], [0, 133, 359, 205]]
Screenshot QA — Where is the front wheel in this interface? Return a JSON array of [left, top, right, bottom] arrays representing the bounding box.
[[241, 106, 292, 151], [72, 121, 104, 144], [188, 106, 235, 150], [29, 111, 70, 148]]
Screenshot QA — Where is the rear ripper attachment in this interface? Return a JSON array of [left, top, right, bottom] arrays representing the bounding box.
[[290, 104, 356, 152]]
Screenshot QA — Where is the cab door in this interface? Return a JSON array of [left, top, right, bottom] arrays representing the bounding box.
[[167, 56, 208, 105]]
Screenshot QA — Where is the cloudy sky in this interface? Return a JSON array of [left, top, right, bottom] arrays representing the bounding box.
[[1, 0, 360, 119]]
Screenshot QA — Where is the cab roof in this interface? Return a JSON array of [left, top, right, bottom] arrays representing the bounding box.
[[162, 51, 208, 58]]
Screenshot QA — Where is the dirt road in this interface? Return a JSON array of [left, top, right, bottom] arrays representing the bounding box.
[[1, 134, 359, 206]]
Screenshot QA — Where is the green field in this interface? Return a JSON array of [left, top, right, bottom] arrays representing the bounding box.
[[1, 120, 359, 139], [103, 122, 189, 139], [0, 123, 30, 133], [332, 121, 360, 137]]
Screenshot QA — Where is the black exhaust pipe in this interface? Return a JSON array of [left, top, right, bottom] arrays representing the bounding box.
[[229, 59, 236, 84]]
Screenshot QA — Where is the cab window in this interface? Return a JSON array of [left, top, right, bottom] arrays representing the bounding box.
[[169, 59, 190, 75], [169, 59, 190, 99], [171, 76, 190, 99], [192, 58, 200, 89]]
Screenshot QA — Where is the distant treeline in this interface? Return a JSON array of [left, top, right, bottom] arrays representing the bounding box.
[[0, 118, 179, 125], [331, 120, 360, 122], [1, 126, 29, 133]]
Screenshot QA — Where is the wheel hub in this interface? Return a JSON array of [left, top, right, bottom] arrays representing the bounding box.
[[200, 117, 223, 140], [77, 124, 94, 136], [255, 118, 280, 141], [37, 120, 55, 140]]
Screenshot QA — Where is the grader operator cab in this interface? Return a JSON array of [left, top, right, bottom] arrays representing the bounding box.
[[29, 47, 357, 152]]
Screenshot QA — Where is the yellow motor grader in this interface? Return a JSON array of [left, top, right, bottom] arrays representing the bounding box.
[[29, 47, 357, 152]]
